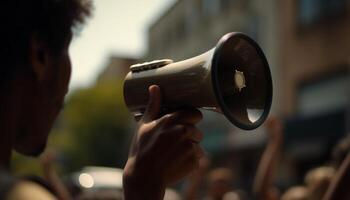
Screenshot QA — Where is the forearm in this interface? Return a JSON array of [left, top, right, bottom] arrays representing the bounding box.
[[183, 174, 203, 200], [123, 173, 165, 200], [323, 153, 350, 200], [123, 158, 166, 200], [253, 140, 282, 199]]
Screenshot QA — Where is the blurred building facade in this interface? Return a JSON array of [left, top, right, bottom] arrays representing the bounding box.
[[146, 0, 281, 135], [145, 0, 350, 189], [147, 0, 280, 112], [146, 0, 281, 190], [280, 0, 350, 116], [279, 0, 350, 183], [97, 56, 139, 83]]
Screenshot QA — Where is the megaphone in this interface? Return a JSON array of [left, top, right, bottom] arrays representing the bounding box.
[[123, 32, 272, 130]]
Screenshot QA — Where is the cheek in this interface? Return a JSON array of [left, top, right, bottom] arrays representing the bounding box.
[[48, 53, 71, 108], [57, 53, 71, 95], [64, 54, 72, 90]]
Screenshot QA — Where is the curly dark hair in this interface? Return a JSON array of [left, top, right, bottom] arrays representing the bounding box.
[[1, 0, 92, 81]]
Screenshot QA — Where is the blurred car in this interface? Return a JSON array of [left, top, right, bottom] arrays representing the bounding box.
[[72, 166, 123, 189], [71, 166, 124, 199]]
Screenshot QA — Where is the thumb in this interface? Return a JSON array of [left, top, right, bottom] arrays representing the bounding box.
[[142, 85, 162, 123]]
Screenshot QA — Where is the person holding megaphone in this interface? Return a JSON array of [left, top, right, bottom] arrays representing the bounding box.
[[0, 0, 272, 198], [0, 0, 205, 199], [123, 32, 273, 199]]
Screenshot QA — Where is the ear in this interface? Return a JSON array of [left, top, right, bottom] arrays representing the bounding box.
[[29, 35, 50, 82]]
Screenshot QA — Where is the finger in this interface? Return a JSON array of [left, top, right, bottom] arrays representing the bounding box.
[[142, 85, 162, 123], [165, 141, 200, 184], [168, 140, 205, 164], [194, 144, 205, 158], [180, 125, 203, 143], [178, 142, 203, 159], [179, 143, 201, 171], [158, 125, 203, 144], [159, 109, 203, 127]]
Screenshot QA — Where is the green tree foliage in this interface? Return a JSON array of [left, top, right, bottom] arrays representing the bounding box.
[[51, 79, 135, 172]]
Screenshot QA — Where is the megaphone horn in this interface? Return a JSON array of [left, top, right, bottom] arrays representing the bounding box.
[[123, 32, 273, 130]]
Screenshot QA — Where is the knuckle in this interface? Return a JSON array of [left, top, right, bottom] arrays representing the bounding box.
[[196, 129, 204, 141], [169, 124, 187, 137], [178, 124, 187, 133], [162, 113, 174, 123], [184, 126, 203, 142], [155, 114, 172, 127], [194, 144, 204, 158], [164, 113, 173, 119]]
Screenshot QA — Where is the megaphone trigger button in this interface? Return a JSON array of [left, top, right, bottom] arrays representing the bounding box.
[[130, 59, 174, 72]]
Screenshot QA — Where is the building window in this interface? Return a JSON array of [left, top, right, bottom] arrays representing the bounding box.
[[220, 0, 232, 10], [175, 18, 186, 40], [297, 0, 348, 26], [202, 0, 221, 16], [297, 70, 349, 116], [185, 2, 199, 35]]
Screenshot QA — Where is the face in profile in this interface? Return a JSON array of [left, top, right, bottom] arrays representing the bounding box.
[[14, 36, 72, 156]]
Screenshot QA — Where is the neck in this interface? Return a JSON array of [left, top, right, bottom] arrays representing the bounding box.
[[0, 112, 13, 168], [0, 144, 12, 169], [0, 80, 20, 168]]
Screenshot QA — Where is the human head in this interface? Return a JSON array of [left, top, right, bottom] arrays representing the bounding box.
[[207, 167, 234, 200], [304, 166, 335, 200], [164, 188, 181, 200], [281, 186, 309, 200], [332, 135, 350, 168], [1, 0, 91, 156]]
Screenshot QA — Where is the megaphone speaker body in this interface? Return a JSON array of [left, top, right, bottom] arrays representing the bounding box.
[[124, 32, 273, 130]]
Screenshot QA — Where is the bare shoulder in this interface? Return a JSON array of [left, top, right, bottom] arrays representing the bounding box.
[[6, 180, 57, 200]]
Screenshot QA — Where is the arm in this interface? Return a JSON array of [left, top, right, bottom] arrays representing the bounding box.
[[253, 117, 283, 200], [123, 85, 204, 200], [183, 157, 210, 200], [322, 152, 350, 200]]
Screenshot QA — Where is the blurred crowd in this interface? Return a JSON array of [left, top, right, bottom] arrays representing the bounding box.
[[38, 116, 350, 200], [1, 0, 349, 199]]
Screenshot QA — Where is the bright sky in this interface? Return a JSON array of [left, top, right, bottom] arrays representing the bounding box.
[[69, 0, 176, 90]]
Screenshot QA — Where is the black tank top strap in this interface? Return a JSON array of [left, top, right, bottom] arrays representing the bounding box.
[[0, 168, 17, 200]]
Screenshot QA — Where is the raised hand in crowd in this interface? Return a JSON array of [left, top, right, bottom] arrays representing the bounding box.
[[253, 116, 283, 200]]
